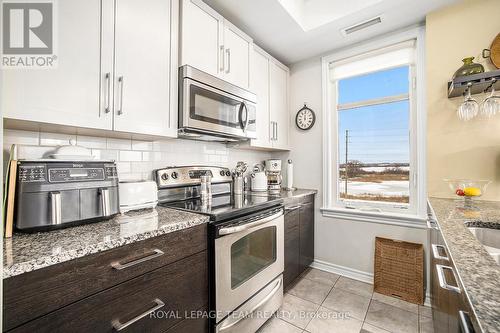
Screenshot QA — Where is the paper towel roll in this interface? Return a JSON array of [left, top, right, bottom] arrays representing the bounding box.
[[286, 159, 293, 189]]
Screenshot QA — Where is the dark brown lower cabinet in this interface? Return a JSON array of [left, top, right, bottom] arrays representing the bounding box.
[[299, 200, 314, 273], [284, 205, 300, 288], [283, 194, 315, 290], [430, 223, 479, 333], [4, 224, 208, 333]]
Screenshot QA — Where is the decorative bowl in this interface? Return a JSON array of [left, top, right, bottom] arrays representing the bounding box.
[[443, 179, 491, 199]]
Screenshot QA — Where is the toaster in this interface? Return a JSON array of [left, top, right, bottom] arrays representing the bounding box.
[[119, 180, 158, 213], [14, 160, 120, 232]]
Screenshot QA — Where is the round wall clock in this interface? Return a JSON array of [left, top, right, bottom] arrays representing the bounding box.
[[295, 104, 316, 130]]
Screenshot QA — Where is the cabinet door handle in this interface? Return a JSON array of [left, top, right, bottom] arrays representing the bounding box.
[[275, 122, 278, 140], [117, 76, 124, 115], [431, 244, 449, 261], [459, 311, 475, 333], [225, 48, 231, 74], [50, 191, 62, 225], [436, 264, 461, 293], [427, 218, 439, 230], [219, 45, 225, 72], [104, 72, 111, 114], [111, 249, 164, 270], [112, 298, 165, 331]]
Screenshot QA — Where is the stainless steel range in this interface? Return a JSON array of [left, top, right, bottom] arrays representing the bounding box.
[[155, 166, 284, 333]]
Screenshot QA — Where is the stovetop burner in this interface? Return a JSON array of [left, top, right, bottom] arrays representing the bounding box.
[[160, 192, 283, 222]]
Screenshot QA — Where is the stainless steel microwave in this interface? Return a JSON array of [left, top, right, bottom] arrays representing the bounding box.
[[178, 65, 257, 142]]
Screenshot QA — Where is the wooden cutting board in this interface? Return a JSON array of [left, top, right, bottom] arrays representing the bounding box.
[[4, 160, 17, 238], [489, 33, 500, 69]]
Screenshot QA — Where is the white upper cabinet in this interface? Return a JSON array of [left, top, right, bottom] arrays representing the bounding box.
[[180, 0, 223, 77], [248, 45, 289, 151], [250, 47, 271, 148], [180, 0, 251, 89], [223, 23, 251, 89], [2, 0, 111, 130], [270, 61, 289, 150], [113, 0, 175, 136], [2, 0, 178, 138]]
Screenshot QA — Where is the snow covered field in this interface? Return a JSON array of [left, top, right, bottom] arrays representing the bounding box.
[[339, 180, 409, 197]]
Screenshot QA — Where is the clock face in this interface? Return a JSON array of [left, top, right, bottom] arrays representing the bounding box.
[[296, 107, 316, 130]]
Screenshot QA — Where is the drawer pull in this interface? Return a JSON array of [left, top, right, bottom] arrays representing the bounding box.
[[112, 298, 165, 331], [111, 249, 164, 270], [219, 277, 282, 331], [436, 264, 461, 293], [431, 244, 449, 261]]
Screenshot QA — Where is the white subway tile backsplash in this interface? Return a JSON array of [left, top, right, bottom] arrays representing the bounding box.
[[119, 150, 142, 162], [17, 146, 55, 159], [107, 138, 132, 150], [3, 130, 273, 181], [77, 135, 107, 149], [40, 132, 76, 146], [131, 161, 153, 173], [131, 140, 153, 151], [116, 162, 131, 174], [91, 149, 118, 161], [142, 151, 161, 162], [4, 129, 39, 146], [119, 173, 143, 181]]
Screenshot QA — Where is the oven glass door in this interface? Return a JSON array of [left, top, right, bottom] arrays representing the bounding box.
[[182, 78, 256, 137], [215, 212, 284, 322], [231, 226, 277, 289]]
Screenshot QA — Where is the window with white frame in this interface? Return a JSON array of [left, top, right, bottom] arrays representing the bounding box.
[[323, 36, 424, 217]]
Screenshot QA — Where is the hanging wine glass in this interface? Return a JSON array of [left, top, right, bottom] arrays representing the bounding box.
[[480, 79, 499, 118], [457, 84, 479, 121]]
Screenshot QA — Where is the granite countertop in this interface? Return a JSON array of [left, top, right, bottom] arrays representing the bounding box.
[[3, 206, 209, 279], [429, 197, 500, 333], [248, 188, 317, 202], [277, 188, 318, 200]]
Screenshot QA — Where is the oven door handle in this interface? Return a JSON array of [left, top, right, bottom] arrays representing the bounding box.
[[219, 277, 282, 331], [218, 211, 283, 236]]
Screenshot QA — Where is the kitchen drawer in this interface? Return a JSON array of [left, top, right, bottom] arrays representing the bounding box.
[[10, 251, 208, 333], [3, 224, 207, 331], [163, 306, 208, 333]]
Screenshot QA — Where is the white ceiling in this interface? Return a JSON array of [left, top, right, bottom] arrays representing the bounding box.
[[203, 0, 459, 65]]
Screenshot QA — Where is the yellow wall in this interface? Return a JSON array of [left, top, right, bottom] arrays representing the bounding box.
[[426, 0, 500, 200]]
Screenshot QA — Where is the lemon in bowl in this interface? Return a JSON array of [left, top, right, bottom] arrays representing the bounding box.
[[463, 187, 482, 197]]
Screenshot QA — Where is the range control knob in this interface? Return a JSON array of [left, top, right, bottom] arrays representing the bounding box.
[[220, 170, 225, 176], [161, 173, 169, 181], [171, 171, 178, 179], [225, 170, 231, 177]]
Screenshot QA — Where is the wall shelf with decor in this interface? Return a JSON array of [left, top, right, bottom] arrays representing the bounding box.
[[448, 70, 500, 98]]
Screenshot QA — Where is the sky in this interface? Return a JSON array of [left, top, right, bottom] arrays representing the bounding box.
[[337, 66, 410, 164]]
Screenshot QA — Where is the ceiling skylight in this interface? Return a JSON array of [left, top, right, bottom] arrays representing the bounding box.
[[278, 0, 383, 31]]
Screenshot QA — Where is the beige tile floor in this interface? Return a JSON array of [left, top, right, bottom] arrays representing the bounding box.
[[259, 268, 434, 333]]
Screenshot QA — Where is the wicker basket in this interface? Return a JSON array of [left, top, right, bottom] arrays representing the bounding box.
[[374, 237, 424, 304]]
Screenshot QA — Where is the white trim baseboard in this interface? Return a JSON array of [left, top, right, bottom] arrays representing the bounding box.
[[311, 259, 432, 307], [311, 259, 374, 284]]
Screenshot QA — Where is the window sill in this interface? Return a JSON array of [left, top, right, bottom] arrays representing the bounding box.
[[320, 207, 427, 229]]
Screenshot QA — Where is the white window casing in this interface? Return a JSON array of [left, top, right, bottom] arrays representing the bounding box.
[[320, 26, 427, 226]]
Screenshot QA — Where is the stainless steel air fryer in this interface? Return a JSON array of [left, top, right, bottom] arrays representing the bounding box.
[[15, 160, 119, 232]]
